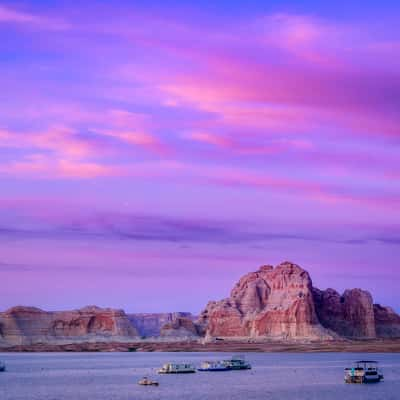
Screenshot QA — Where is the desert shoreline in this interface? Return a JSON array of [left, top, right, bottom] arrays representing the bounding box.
[[2, 339, 400, 353]]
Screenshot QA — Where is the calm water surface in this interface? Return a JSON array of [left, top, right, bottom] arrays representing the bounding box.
[[0, 352, 399, 400]]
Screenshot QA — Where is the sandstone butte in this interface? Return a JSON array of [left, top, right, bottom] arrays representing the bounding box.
[[1, 262, 400, 348]]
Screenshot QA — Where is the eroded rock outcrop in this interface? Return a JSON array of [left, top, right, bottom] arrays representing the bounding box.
[[313, 288, 376, 338], [374, 304, 400, 338], [0, 305, 139, 346], [128, 312, 196, 337], [160, 316, 200, 338], [198, 262, 333, 340]]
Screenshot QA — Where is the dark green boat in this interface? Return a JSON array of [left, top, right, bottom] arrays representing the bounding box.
[[223, 356, 251, 370]]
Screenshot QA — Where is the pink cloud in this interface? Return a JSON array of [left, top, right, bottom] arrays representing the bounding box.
[[95, 129, 170, 155], [182, 130, 314, 155], [182, 131, 234, 148], [0, 154, 119, 179], [258, 13, 345, 65], [0, 127, 102, 158]]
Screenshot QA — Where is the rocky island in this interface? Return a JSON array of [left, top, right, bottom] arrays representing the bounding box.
[[1, 262, 399, 352]]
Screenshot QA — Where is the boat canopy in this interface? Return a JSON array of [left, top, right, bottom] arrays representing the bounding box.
[[355, 360, 378, 363]]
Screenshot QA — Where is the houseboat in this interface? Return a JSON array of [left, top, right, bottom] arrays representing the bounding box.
[[158, 363, 196, 374], [344, 361, 384, 384], [198, 361, 230, 372], [223, 355, 251, 370], [0, 361, 5, 372]]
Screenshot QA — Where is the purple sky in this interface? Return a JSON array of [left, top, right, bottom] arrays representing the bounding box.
[[0, 1, 399, 313]]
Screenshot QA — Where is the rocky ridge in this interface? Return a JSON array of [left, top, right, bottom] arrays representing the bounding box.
[[0, 306, 139, 346], [1, 261, 399, 347]]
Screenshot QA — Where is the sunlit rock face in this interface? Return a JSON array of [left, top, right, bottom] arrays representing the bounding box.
[[198, 261, 400, 341], [198, 262, 333, 340]]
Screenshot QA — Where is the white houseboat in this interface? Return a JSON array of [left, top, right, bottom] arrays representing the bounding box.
[[198, 361, 230, 372], [158, 363, 196, 374], [344, 361, 384, 384]]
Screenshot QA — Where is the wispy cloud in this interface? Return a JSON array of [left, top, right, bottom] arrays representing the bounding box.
[[0, 4, 70, 30]]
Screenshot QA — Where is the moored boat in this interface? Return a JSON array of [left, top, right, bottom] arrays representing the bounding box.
[[344, 361, 384, 384], [222, 355, 251, 370], [198, 361, 230, 372], [138, 376, 159, 386], [0, 361, 5, 372], [158, 363, 196, 374]]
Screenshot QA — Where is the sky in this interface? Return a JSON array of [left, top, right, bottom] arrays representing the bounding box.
[[0, 1, 399, 313]]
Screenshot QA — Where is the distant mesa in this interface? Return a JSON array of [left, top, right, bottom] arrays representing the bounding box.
[[1, 261, 399, 348]]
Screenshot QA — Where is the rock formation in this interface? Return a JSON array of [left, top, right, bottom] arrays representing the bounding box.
[[198, 261, 400, 341], [374, 304, 400, 338], [1, 261, 399, 347], [127, 312, 196, 337], [160, 316, 200, 338], [198, 262, 333, 340], [0, 305, 139, 346], [312, 288, 376, 338]]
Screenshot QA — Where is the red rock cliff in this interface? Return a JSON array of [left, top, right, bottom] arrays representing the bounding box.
[[0, 305, 139, 346], [198, 262, 333, 340]]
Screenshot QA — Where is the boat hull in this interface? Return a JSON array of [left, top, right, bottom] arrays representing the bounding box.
[[345, 375, 383, 384], [158, 370, 196, 374], [198, 368, 230, 372]]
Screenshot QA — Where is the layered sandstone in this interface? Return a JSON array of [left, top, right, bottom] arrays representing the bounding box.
[[198, 262, 333, 340], [0, 305, 139, 346]]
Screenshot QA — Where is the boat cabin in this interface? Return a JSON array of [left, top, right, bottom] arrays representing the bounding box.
[[158, 363, 196, 374], [198, 361, 230, 371], [222, 355, 251, 370]]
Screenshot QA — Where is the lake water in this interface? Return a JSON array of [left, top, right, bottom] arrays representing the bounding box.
[[1, 352, 399, 400]]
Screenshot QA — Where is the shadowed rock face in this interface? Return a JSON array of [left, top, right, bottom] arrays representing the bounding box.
[[198, 262, 333, 340], [0, 306, 139, 346], [127, 313, 196, 337], [313, 288, 376, 338], [160, 316, 199, 338], [374, 304, 400, 338]]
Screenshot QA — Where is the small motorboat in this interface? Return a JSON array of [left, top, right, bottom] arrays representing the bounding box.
[[222, 355, 251, 370], [0, 361, 5, 372], [198, 361, 230, 371], [138, 377, 159, 386], [344, 361, 384, 384]]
